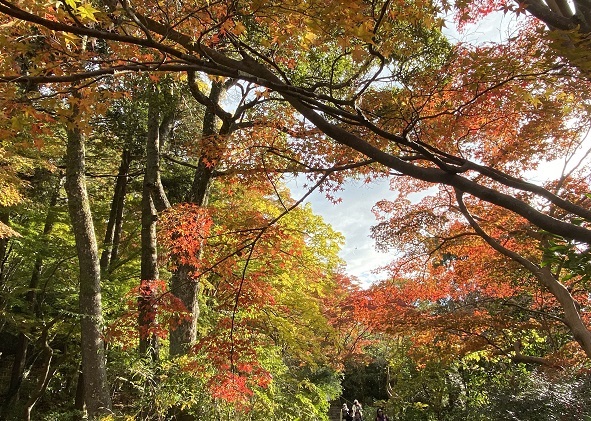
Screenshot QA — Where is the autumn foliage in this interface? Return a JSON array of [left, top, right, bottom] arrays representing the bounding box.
[[2, 0, 591, 419]]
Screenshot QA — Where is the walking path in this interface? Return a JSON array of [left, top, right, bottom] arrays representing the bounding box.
[[328, 401, 343, 421]]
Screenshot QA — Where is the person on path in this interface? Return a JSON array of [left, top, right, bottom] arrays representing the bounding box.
[[352, 399, 363, 420], [341, 403, 353, 421], [375, 407, 390, 421]]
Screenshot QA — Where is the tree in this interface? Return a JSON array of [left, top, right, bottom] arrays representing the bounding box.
[[103, 177, 349, 419], [455, 0, 591, 72], [168, 77, 231, 356], [64, 117, 112, 416], [363, 28, 591, 358], [375, 337, 591, 420]]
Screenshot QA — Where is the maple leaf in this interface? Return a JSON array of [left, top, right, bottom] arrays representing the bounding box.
[[76, 3, 100, 22]]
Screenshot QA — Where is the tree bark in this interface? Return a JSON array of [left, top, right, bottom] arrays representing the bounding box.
[[138, 94, 166, 359], [65, 125, 112, 418], [100, 148, 131, 273], [169, 81, 222, 356]]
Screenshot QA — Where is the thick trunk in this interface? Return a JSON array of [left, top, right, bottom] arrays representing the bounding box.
[[100, 149, 131, 273], [169, 82, 222, 356], [169, 158, 213, 356], [139, 97, 163, 359], [168, 158, 214, 356], [169, 264, 199, 356], [65, 126, 112, 418], [138, 188, 159, 358]]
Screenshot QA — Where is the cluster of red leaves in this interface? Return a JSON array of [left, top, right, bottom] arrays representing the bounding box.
[[105, 280, 190, 348], [367, 31, 587, 177], [152, 180, 350, 405], [453, 0, 509, 29], [187, 330, 272, 407], [319, 273, 376, 363], [209, 372, 253, 409], [158, 203, 213, 271]]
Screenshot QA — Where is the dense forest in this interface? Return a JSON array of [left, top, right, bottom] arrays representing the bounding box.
[[1, 0, 591, 419]]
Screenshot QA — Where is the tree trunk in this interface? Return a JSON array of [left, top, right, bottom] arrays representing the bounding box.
[[169, 157, 214, 356], [169, 264, 199, 356], [138, 96, 165, 359], [138, 192, 160, 358], [100, 148, 131, 273], [169, 81, 222, 356], [65, 125, 112, 418]]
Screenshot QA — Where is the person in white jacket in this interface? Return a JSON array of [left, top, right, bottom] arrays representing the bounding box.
[[341, 403, 352, 421], [352, 400, 363, 420]]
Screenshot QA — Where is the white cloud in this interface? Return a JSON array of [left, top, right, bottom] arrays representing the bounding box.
[[288, 177, 395, 287], [442, 10, 521, 45]]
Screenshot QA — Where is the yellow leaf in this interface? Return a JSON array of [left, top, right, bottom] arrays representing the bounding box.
[[76, 3, 100, 22], [63, 32, 80, 47], [0, 20, 17, 28], [207, 74, 224, 83], [10, 116, 23, 131], [304, 31, 317, 43]]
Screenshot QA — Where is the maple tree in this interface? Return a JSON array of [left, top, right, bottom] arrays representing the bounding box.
[[102, 178, 350, 419], [455, 0, 591, 72], [356, 1, 591, 367]]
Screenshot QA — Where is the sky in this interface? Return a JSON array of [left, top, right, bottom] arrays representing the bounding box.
[[288, 177, 395, 288]]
